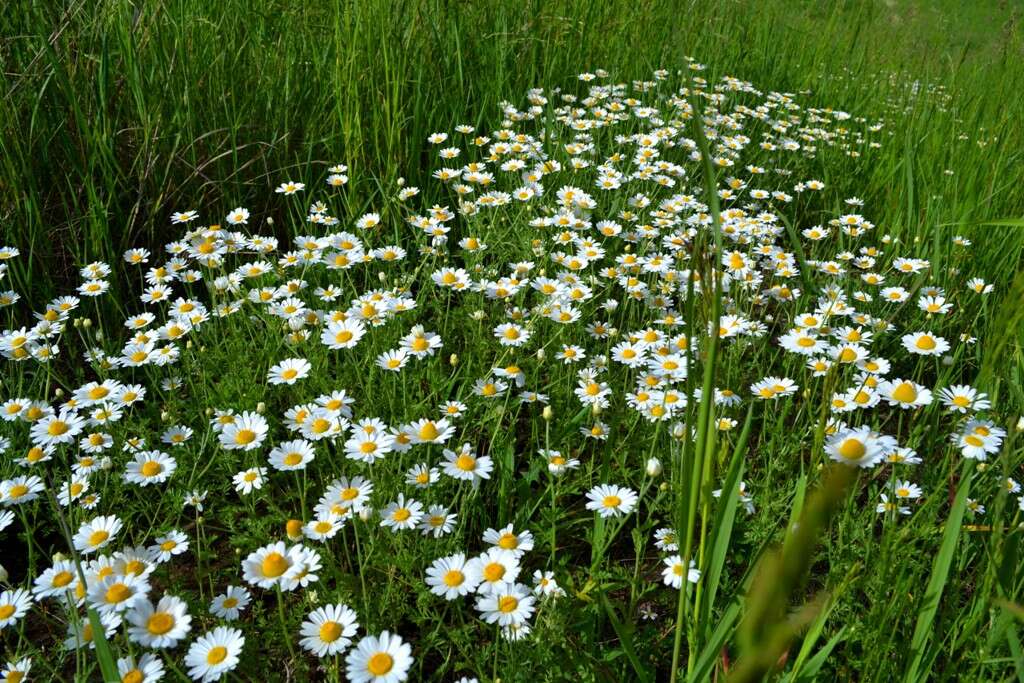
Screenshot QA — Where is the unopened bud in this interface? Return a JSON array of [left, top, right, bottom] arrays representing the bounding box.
[[286, 519, 303, 541], [591, 404, 602, 417], [646, 457, 663, 477], [82, 318, 92, 329], [256, 402, 266, 414], [1016, 416, 1024, 432], [542, 406, 553, 421], [449, 354, 459, 366], [535, 348, 545, 361], [358, 507, 373, 522]]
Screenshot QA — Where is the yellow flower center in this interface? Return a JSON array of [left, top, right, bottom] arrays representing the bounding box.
[[892, 382, 917, 403], [88, 530, 110, 546], [261, 552, 289, 577], [443, 570, 464, 587], [234, 429, 256, 445], [319, 621, 343, 642], [498, 595, 519, 613], [206, 646, 228, 665], [141, 461, 163, 477], [483, 563, 506, 582], [838, 439, 866, 460], [105, 583, 132, 604], [367, 653, 394, 676], [47, 420, 69, 436], [147, 612, 175, 635]]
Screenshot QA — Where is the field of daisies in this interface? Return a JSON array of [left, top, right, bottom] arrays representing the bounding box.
[[2, 2, 1024, 682]]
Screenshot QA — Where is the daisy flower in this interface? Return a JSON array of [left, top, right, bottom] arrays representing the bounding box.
[[425, 553, 481, 600], [209, 586, 250, 620], [901, 331, 949, 356], [150, 530, 189, 562], [233, 467, 267, 494], [482, 524, 534, 557], [268, 439, 316, 471], [268, 357, 311, 385], [380, 495, 423, 532], [441, 443, 493, 483], [299, 603, 359, 657], [116, 654, 165, 683], [221, 411, 269, 451], [585, 484, 639, 518], [185, 627, 244, 682], [475, 583, 536, 626], [825, 427, 886, 468], [662, 556, 701, 588], [73, 515, 122, 554], [126, 594, 192, 648], [0, 588, 31, 629], [124, 450, 177, 486], [418, 505, 457, 537], [345, 631, 414, 683]]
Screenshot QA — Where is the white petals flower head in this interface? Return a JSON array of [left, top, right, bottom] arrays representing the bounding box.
[[825, 427, 886, 468], [662, 555, 701, 588], [73, 515, 123, 554], [901, 331, 949, 356], [346, 630, 414, 683], [219, 411, 269, 451], [127, 594, 192, 648], [585, 483, 638, 517], [475, 583, 536, 626], [185, 626, 244, 682], [0, 588, 32, 629], [425, 553, 481, 600], [299, 603, 359, 657], [268, 357, 311, 385]]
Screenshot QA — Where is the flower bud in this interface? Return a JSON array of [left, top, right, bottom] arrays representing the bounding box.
[[449, 354, 459, 366], [358, 507, 373, 522], [286, 519, 303, 541], [646, 457, 663, 477], [542, 406, 554, 421], [256, 402, 266, 414]]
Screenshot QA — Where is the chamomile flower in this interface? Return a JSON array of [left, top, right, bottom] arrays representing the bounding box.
[[219, 412, 269, 451], [184, 626, 244, 682], [126, 594, 192, 648], [380, 495, 423, 532], [0, 588, 31, 629], [662, 556, 701, 588], [73, 515, 122, 554], [425, 553, 481, 600], [299, 604, 359, 657], [825, 427, 886, 468], [483, 524, 534, 557], [345, 631, 414, 683], [441, 443, 493, 483], [475, 583, 536, 626], [268, 439, 316, 471], [585, 484, 638, 517], [209, 586, 250, 620], [268, 357, 311, 385]]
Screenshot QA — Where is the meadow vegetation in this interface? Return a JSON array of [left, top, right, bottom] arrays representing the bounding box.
[[0, 1, 1023, 681]]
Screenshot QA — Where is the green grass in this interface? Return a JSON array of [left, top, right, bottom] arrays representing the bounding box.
[[1, 0, 1023, 681]]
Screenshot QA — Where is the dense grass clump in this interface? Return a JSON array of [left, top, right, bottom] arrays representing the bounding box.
[[0, 1, 1023, 681]]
